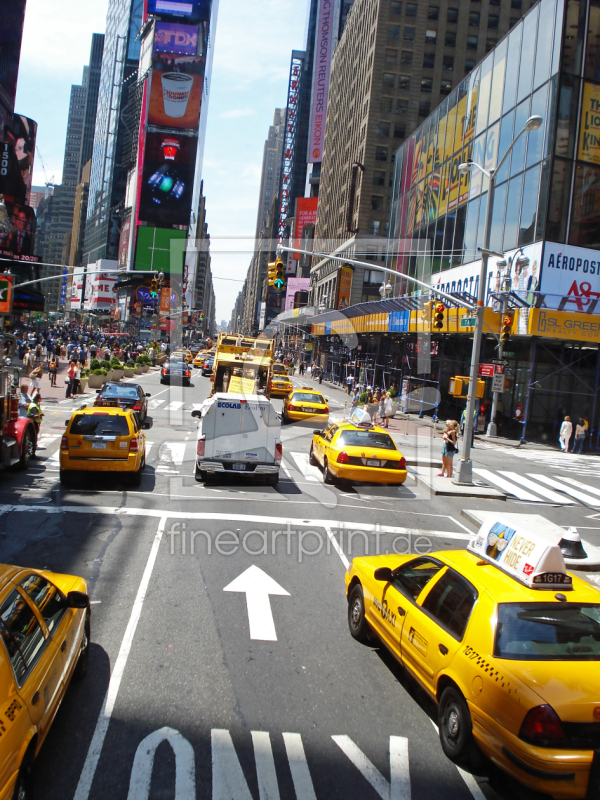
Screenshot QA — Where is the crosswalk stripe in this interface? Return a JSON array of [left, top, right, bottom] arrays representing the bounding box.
[[148, 398, 165, 410], [290, 451, 323, 482], [160, 442, 187, 466], [280, 461, 294, 481], [165, 401, 184, 412], [559, 475, 600, 498], [145, 441, 154, 459], [526, 474, 600, 507], [473, 468, 542, 501], [499, 471, 576, 504]]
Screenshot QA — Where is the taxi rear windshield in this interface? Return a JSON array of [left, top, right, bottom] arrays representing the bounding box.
[[337, 431, 397, 450], [495, 603, 600, 660], [293, 393, 324, 403], [70, 414, 130, 437], [100, 385, 139, 399]]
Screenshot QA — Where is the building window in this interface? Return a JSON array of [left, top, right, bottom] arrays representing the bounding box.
[[399, 74, 411, 90], [371, 196, 384, 211], [401, 50, 413, 65], [381, 96, 393, 113], [377, 121, 391, 137], [428, 6, 439, 20], [375, 146, 388, 161], [385, 48, 398, 64], [394, 123, 406, 138], [390, 0, 402, 13], [488, 14, 499, 29], [442, 55, 454, 71], [396, 98, 409, 114], [445, 31, 456, 46], [447, 7, 459, 23], [388, 24, 400, 39], [404, 26, 415, 41], [423, 52, 435, 68], [509, 17, 519, 28], [421, 77, 433, 93], [383, 72, 395, 88], [369, 221, 381, 236], [406, 2, 417, 16], [419, 100, 431, 117], [467, 35, 478, 50], [469, 11, 480, 26], [489, 0, 500, 4], [373, 170, 386, 186], [511, 0, 522, 7], [440, 80, 452, 95], [425, 29, 437, 44], [486, 36, 497, 52], [465, 58, 476, 73]]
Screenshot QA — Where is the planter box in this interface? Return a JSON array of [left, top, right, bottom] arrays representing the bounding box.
[[77, 380, 89, 394], [135, 366, 144, 375], [142, 365, 149, 373], [105, 370, 114, 382], [156, 354, 167, 365], [124, 368, 135, 377], [88, 374, 104, 389], [111, 369, 124, 381]]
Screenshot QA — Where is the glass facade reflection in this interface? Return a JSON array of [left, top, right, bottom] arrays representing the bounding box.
[[389, 0, 600, 287]]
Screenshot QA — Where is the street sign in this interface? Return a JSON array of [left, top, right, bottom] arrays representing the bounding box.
[[478, 364, 495, 377], [492, 374, 505, 392], [460, 317, 477, 327], [491, 359, 508, 366], [503, 351, 515, 357]]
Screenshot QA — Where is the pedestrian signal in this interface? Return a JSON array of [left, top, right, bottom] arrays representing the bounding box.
[[501, 314, 513, 342], [433, 302, 445, 330]]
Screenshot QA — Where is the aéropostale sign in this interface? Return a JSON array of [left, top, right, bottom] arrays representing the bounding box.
[[540, 242, 600, 313]]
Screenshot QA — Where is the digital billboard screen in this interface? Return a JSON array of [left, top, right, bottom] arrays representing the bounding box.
[[0, 199, 36, 259], [154, 21, 199, 55], [147, 0, 211, 23], [0, 114, 37, 206], [138, 132, 197, 227], [148, 52, 204, 129]]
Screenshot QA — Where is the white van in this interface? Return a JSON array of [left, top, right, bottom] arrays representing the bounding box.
[[191, 393, 282, 485]]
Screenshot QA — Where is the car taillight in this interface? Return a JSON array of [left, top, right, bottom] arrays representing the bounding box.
[[287, 404, 296, 411], [61, 435, 69, 450], [130, 439, 139, 452], [337, 451, 350, 464], [133, 404, 142, 411], [185, 371, 190, 377], [519, 705, 567, 747], [197, 438, 205, 457], [398, 456, 406, 469], [162, 369, 167, 374], [275, 442, 282, 461]]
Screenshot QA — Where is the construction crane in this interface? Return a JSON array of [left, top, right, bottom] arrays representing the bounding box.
[[35, 146, 55, 198]]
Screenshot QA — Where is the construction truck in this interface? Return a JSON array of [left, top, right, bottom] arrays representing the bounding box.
[[209, 333, 275, 398], [0, 368, 39, 470]]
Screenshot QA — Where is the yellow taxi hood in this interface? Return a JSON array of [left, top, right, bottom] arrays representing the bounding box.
[[501, 660, 600, 722]]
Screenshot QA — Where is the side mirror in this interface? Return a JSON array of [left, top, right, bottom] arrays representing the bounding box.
[[313, 430, 322, 436], [95, 389, 101, 393], [67, 590, 89, 609], [374, 567, 393, 582], [65, 420, 69, 426], [146, 393, 151, 397], [191, 409, 201, 418]]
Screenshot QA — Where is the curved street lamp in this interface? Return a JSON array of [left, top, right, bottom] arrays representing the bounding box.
[[452, 115, 543, 485]]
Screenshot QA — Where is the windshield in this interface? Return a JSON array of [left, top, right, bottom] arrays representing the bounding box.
[[273, 365, 287, 373], [337, 431, 397, 450], [70, 414, 130, 436], [100, 385, 140, 400], [495, 603, 600, 661], [293, 393, 325, 404]]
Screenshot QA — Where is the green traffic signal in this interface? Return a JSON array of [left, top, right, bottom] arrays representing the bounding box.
[[273, 278, 285, 290]]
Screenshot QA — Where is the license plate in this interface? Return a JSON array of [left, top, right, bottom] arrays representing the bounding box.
[[366, 459, 380, 467], [232, 463, 246, 471], [304, 408, 316, 413], [92, 442, 107, 450]]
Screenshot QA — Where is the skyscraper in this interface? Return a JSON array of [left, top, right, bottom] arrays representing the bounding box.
[[255, 109, 286, 241], [83, 0, 144, 265], [0, 0, 26, 140], [79, 34, 105, 182]]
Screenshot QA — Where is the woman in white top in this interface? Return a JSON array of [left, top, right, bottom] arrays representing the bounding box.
[[559, 415, 573, 453], [383, 391, 393, 428]]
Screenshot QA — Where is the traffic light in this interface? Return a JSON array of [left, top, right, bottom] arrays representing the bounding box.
[[421, 300, 434, 323], [433, 302, 445, 330], [273, 258, 285, 290], [150, 278, 158, 299], [200, 312, 204, 323], [501, 313, 513, 342], [267, 261, 277, 287]]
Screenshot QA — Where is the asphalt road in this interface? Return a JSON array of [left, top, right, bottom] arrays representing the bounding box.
[[1, 368, 599, 800]]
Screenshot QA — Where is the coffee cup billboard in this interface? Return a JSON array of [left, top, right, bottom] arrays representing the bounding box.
[[148, 53, 204, 129], [139, 133, 197, 227]]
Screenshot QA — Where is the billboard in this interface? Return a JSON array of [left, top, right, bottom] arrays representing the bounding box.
[[154, 21, 200, 55], [293, 197, 318, 259], [147, 0, 211, 23], [284, 278, 310, 311], [84, 270, 117, 312], [337, 266, 353, 309], [308, 0, 334, 163], [148, 52, 204, 129], [138, 132, 197, 226], [539, 241, 600, 312], [578, 83, 600, 166], [134, 226, 186, 273], [70, 267, 85, 310], [0, 199, 36, 259], [0, 114, 37, 206], [0, 273, 14, 314]]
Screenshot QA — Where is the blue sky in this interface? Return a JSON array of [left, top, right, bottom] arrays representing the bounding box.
[[15, 0, 309, 322]]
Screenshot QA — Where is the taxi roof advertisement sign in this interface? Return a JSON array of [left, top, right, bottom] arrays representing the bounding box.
[[468, 517, 572, 589]]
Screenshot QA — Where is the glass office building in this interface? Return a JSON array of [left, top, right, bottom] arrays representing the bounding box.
[[389, 0, 600, 302]]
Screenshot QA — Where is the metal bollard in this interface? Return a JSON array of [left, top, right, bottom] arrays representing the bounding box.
[[405, 414, 409, 435]]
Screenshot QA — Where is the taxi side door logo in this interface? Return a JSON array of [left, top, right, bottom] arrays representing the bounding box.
[[408, 627, 428, 656]]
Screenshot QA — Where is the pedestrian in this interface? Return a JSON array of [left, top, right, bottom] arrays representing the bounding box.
[[346, 373, 354, 394], [351, 386, 360, 410], [30, 366, 43, 401], [439, 420, 457, 478], [65, 361, 76, 398], [49, 356, 58, 387], [383, 391, 393, 428], [573, 418, 586, 454], [559, 415, 573, 452], [372, 389, 382, 425], [46, 339, 53, 362], [18, 384, 32, 417], [318, 368, 323, 384]]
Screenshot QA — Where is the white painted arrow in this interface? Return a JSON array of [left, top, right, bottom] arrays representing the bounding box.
[[223, 565, 290, 641]]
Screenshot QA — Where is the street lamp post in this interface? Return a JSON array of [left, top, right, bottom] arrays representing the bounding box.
[[452, 114, 542, 485]]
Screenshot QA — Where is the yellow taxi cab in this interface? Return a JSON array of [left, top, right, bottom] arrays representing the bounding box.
[[193, 350, 208, 368], [273, 363, 289, 376], [60, 406, 150, 486], [345, 517, 600, 799], [270, 374, 293, 397], [0, 563, 89, 798], [310, 421, 407, 485], [282, 388, 328, 424], [172, 349, 193, 364]]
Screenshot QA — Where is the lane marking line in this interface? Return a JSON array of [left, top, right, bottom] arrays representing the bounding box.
[[73, 515, 168, 800], [282, 733, 317, 800]]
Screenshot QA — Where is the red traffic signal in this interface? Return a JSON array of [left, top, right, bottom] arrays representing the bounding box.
[[433, 302, 445, 330], [501, 314, 513, 342]]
